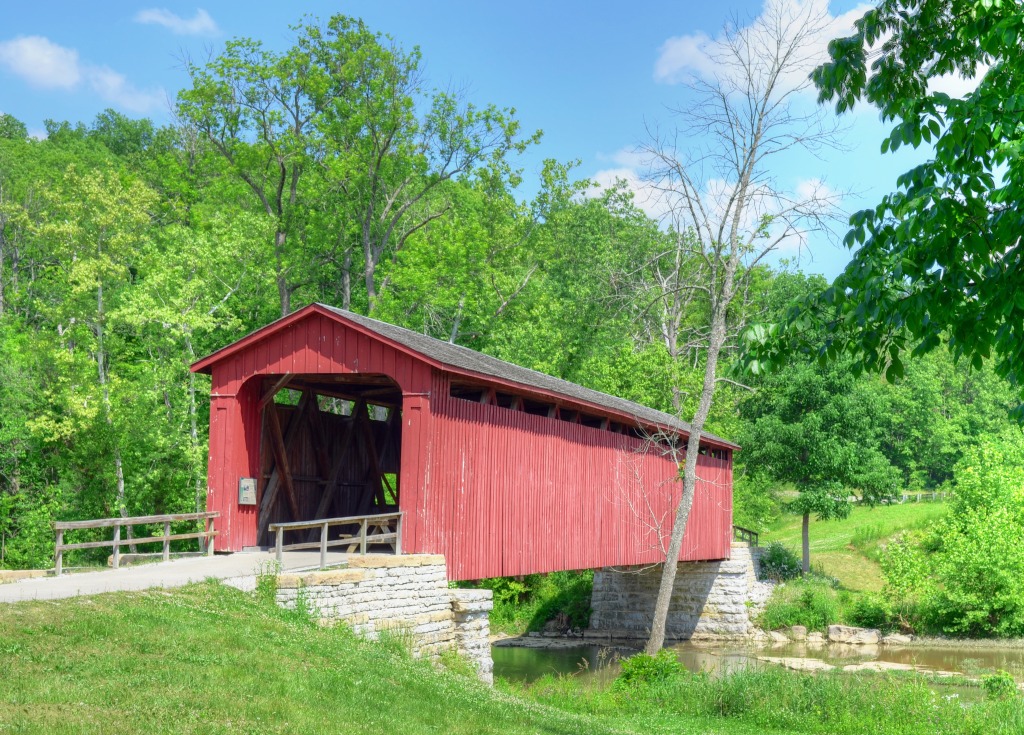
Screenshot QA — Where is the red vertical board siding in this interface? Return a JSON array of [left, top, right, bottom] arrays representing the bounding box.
[[208, 402, 229, 551], [423, 397, 733, 580], [204, 311, 430, 551], [201, 308, 733, 563]]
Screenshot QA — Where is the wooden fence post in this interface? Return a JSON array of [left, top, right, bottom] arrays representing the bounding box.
[[320, 521, 329, 568], [55, 528, 64, 576], [395, 514, 402, 556], [276, 526, 284, 564], [163, 521, 171, 562], [359, 519, 367, 555], [112, 524, 121, 570], [207, 516, 216, 556]]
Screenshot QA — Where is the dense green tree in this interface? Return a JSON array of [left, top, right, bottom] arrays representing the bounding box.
[[747, 0, 1024, 416], [740, 361, 900, 572], [177, 26, 333, 316], [179, 14, 533, 317], [880, 349, 1016, 488], [0, 114, 27, 141], [883, 433, 1024, 637]]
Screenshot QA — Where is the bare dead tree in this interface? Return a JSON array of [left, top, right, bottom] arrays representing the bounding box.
[[639, 1, 846, 654]]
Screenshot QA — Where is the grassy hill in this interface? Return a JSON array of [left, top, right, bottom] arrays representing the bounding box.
[[760, 501, 948, 591], [0, 581, 777, 735], [0, 579, 1020, 734]]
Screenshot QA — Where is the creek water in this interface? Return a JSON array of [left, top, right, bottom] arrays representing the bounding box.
[[492, 639, 1024, 688]]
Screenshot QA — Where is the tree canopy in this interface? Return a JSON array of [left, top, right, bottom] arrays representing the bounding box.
[[744, 0, 1024, 418], [1, 8, 1022, 582]]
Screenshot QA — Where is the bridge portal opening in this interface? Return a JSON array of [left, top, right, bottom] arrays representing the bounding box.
[[255, 374, 402, 547]]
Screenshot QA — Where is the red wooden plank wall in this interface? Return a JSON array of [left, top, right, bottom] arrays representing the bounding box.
[[205, 312, 433, 551], [202, 309, 734, 573], [410, 371, 733, 581]]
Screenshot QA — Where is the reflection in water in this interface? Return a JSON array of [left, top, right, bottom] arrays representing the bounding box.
[[492, 639, 1024, 685], [491, 645, 627, 687]]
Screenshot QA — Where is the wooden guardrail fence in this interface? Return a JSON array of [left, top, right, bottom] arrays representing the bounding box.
[[269, 512, 403, 568], [732, 525, 759, 547], [54, 511, 218, 576], [893, 491, 949, 504]]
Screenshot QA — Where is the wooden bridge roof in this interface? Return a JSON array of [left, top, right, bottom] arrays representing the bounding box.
[[192, 303, 738, 450]]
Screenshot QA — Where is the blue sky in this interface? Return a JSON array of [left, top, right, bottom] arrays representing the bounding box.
[[0, 1, 962, 278]]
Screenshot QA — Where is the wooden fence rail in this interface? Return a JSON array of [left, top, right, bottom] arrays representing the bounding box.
[[269, 512, 403, 568], [732, 525, 759, 547], [896, 491, 949, 504], [54, 512, 218, 576]]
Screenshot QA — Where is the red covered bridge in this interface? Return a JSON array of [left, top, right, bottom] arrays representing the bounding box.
[[191, 304, 736, 581]]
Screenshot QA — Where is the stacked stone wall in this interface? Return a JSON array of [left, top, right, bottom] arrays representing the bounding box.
[[274, 554, 493, 682], [589, 542, 769, 641]]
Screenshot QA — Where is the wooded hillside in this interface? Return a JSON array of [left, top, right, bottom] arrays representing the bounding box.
[[0, 13, 1017, 570]]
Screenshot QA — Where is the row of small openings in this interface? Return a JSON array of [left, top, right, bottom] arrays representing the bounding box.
[[450, 383, 655, 440], [450, 382, 731, 460]]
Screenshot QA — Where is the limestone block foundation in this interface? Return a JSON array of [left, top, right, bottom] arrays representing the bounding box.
[[588, 543, 771, 642], [274, 554, 493, 683]]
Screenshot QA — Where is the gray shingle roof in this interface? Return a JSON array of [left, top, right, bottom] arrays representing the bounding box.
[[320, 305, 737, 450]]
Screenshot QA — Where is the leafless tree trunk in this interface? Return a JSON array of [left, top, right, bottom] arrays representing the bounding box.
[[183, 333, 205, 515], [640, 1, 844, 654], [95, 283, 135, 552]]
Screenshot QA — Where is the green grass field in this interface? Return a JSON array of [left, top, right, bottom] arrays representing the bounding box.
[[0, 579, 1020, 734], [0, 582, 783, 735], [760, 502, 948, 591]]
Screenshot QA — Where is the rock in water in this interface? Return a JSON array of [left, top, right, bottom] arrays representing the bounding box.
[[827, 625, 880, 645], [882, 633, 914, 645]]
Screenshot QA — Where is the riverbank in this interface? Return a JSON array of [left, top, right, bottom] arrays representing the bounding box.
[[492, 630, 1024, 691], [2, 581, 1021, 734]]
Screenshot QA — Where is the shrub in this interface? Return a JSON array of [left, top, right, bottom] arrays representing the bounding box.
[[881, 434, 1024, 638], [465, 570, 593, 634], [479, 575, 535, 606], [760, 577, 840, 631], [846, 592, 893, 630], [982, 670, 1019, 701], [614, 649, 683, 690], [758, 541, 801, 582]]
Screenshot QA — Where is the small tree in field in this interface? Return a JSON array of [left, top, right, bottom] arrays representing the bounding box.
[[739, 361, 899, 573], [637, 1, 845, 654]]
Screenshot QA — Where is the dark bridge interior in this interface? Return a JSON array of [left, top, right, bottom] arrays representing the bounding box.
[[256, 374, 402, 546]]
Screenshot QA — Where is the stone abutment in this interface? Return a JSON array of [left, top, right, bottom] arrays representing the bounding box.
[[588, 543, 770, 642], [273, 554, 494, 683]]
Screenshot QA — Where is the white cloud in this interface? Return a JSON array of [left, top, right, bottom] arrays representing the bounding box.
[[654, 0, 872, 93], [928, 62, 991, 99], [134, 8, 219, 36], [87, 65, 165, 114], [588, 163, 840, 257], [0, 35, 164, 114], [587, 166, 666, 220], [653, 31, 717, 85], [595, 147, 648, 170], [0, 35, 81, 89]]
